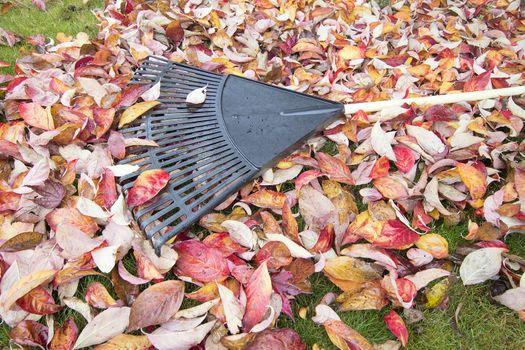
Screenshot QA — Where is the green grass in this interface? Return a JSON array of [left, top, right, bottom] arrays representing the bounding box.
[[1, 2, 525, 348], [0, 0, 102, 74]]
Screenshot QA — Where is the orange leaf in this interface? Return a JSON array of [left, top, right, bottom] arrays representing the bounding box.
[[324, 319, 373, 350], [243, 261, 272, 331], [456, 162, 486, 200], [243, 190, 287, 209], [415, 233, 449, 259], [384, 310, 409, 347], [317, 152, 355, 185], [254, 241, 292, 269], [126, 169, 170, 207], [16, 286, 62, 315], [370, 156, 390, 179], [19, 102, 55, 130], [49, 318, 78, 350], [281, 201, 299, 242]]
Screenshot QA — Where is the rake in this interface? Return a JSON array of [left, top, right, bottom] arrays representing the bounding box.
[[118, 56, 525, 252]]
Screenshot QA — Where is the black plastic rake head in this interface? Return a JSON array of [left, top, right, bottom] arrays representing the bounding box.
[[118, 56, 344, 252]]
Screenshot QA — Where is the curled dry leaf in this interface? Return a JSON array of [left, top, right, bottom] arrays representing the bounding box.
[[9, 320, 48, 348], [49, 318, 78, 350], [185, 86, 207, 104]]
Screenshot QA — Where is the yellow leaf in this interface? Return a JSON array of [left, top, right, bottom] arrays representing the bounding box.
[[415, 234, 449, 259], [323, 256, 381, 292], [93, 334, 152, 349], [339, 45, 364, 60], [422, 278, 450, 309], [1, 269, 56, 310], [456, 163, 487, 200], [118, 101, 161, 128]]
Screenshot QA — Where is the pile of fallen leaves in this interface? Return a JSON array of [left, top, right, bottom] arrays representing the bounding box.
[[1, 0, 525, 348]]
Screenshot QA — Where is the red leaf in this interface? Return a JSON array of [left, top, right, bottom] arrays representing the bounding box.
[[423, 105, 456, 121], [203, 232, 247, 257], [9, 320, 48, 348], [317, 152, 354, 185], [16, 286, 62, 315], [370, 156, 390, 179], [384, 310, 409, 347], [0, 190, 20, 212], [126, 169, 170, 207], [312, 223, 335, 253], [295, 170, 323, 193], [374, 220, 420, 249], [243, 261, 272, 331], [95, 169, 117, 209], [115, 84, 150, 108], [246, 328, 306, 350], [393, 145, 416, 173], [174, 239, 230, 283], [463, 71, 491, 92], [166, 20, 184, 44], [93, 107, 115, 139], [49, 318, 78, 350]]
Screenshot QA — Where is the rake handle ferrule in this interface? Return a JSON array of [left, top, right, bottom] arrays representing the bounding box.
[[343, 86, 525, 115]]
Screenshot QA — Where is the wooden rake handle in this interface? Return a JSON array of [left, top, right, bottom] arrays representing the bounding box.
[[343, 86, 525, 114]]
